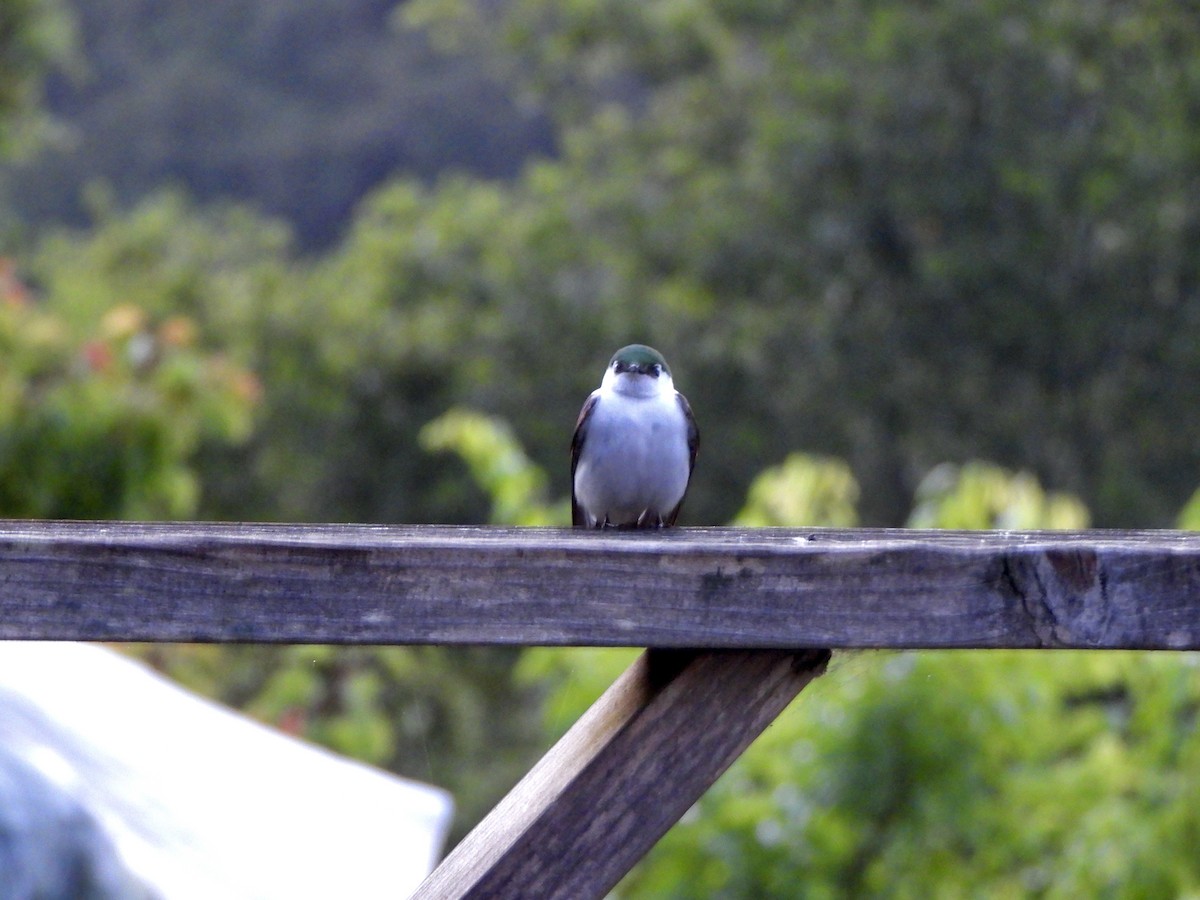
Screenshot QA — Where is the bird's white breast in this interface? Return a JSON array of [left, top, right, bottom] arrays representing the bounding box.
[[573, 386, 691, 526]]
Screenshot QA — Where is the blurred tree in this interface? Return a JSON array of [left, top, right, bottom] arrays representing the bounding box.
[[420, 408, 569, 526], [734, 453, 859, 528], [1178, 487, 1200, 530], [907, 461, 1090, 530], [399, 0, 1200, 527], [0, 0, 552, 247], [24, 186, 475, 524], [0, 263, 259, 518], [23, 191, 287, 516], [0, 0, 75, 158], [24, 1, 1200, 530], [624, 650, 1200, 898]]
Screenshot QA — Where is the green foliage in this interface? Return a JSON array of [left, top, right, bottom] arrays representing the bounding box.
[[2, 0, 1200, 528], [393, 0, 1200, 527], [1179, 487, 1200, 530], [17, 0, 1199, 528], [625, 651, 1200, 898], [420, 408, 569, 526], [517, 645, 640, 742], [0, 268, 258, 518], [734, 454, 859, 528], [19, 187, 467, 524], [13, 191, 291, 518], [907, 462, 1090, 530], [30, 188, 293, 338], [0, 0, 75, 158]]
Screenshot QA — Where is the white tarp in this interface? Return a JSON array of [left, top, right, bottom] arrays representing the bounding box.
[[0, 642, 453, 899]]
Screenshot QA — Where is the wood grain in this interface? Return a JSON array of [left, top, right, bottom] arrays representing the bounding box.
[[412, 647, 831, 899], [0, 521, 1198, 648]]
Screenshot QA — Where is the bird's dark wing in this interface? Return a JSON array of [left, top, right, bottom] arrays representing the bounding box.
[[664, 390, 699, 526], [570, 392, 600, 527]]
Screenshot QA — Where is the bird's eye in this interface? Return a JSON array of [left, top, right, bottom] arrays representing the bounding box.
[[651, 364, 662, 376]]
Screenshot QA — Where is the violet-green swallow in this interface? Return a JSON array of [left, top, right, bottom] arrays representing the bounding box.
[[571, 344, 699, 528]]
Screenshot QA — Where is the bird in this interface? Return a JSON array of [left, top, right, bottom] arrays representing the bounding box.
[[571, 344, 699, 528]]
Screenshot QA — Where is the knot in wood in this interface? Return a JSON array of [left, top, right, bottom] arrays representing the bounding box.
[[1001, 549, 1112, 648]]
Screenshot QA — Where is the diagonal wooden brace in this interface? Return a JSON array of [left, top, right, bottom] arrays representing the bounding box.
[[413, 647, 831, 899]]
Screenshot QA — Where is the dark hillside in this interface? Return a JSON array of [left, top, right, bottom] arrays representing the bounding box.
[[2, 0, 552, 247]]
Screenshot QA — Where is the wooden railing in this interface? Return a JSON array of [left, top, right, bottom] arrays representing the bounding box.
[[3, 521, 1199, 897]]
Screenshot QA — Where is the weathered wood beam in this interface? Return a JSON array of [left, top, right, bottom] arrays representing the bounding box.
[[1, 521, 1199, 648], [412, 647, 831, 899]]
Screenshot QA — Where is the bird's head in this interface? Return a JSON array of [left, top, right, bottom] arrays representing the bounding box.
[[601, 344, 675, 397]]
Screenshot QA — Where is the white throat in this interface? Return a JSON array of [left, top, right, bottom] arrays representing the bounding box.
[[600, 367, 676, 400]]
